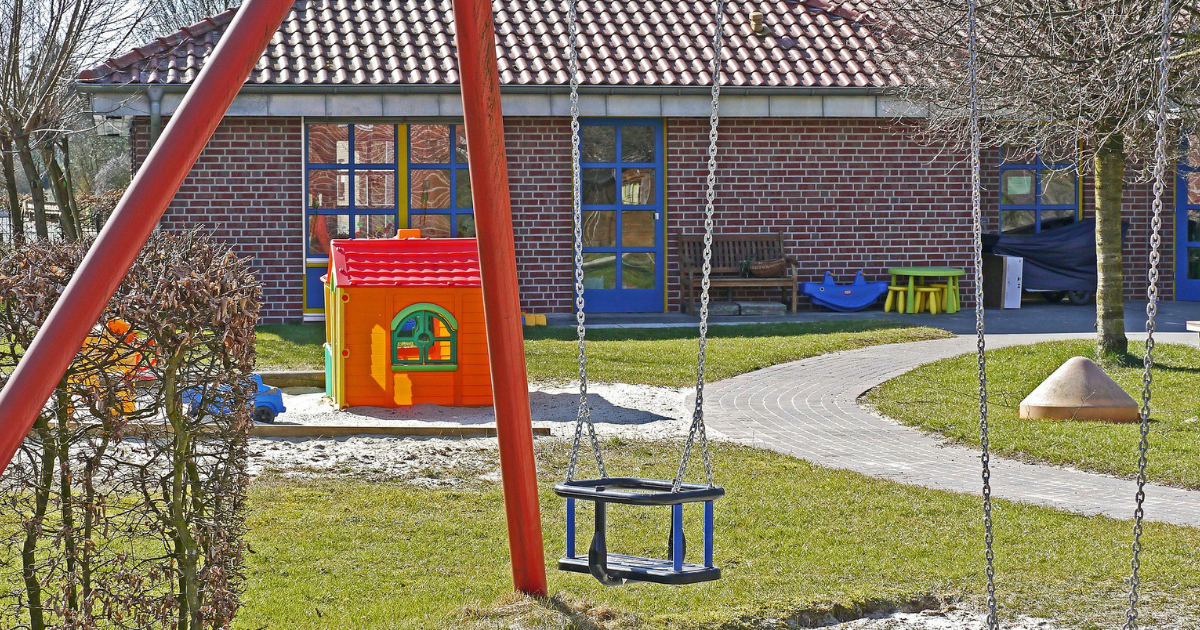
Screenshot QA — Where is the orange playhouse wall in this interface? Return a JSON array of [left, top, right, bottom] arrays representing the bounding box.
[[340, 286, 492, 407]]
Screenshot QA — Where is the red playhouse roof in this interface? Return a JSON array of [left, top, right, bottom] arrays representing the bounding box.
[[327, 237, 481, 289]]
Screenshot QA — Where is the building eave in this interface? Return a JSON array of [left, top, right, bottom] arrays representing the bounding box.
[[78, 82, 923, 119]]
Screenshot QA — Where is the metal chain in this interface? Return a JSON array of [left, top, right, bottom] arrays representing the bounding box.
[[1124, 1, 1172, 626], [966, 0, 997, 625], [564, 0, 606, 483], [673, 0, 724, 492]]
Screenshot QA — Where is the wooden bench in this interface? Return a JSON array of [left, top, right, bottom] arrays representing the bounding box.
[[677, 231, 798, 314]]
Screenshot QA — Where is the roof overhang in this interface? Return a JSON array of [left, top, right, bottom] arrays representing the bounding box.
[[75, 83, 926, 119]]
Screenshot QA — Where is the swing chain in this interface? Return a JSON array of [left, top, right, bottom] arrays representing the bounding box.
[[565, 0, 606, 483], [674, 0, 724, 492], [1124, 1, 1172, 626], [965, 0, 997, 625]]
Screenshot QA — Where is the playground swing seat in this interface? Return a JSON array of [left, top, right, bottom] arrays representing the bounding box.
[[555, 478, 724, 585], [555, 0, 725, 587]]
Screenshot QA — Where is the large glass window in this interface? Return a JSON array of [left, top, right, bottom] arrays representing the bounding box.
[[999, 146, 1079, 234], [306, 123, 399, 257], [409, 124, 474, 238]]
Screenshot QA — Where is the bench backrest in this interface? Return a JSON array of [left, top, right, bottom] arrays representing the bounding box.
[[676, 231, 786, 274]]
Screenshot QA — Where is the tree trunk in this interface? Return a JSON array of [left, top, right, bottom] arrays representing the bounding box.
[[0, 134, 22, 244], [14, 135, 49, 240], [58, 137, 83, 237], [23, 420, 56, 630], [55, 391, 79, 613], [41, 144, 77, 241], [1094, 132, 1128, 357]]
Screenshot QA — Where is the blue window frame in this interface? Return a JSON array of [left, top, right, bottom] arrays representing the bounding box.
[[408, 124, 474, 238], [1176, 141, 1200, 300], [305, 123, 400, 311], [998, 149, 1079, 234], [577, 119, 665, 313]]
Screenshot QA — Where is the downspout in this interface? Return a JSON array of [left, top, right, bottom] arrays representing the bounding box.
[[147, 86, 164, 146]]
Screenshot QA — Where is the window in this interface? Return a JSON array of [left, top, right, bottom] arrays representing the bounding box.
[[999, 147, 1079, 234], [408, 124, 474, 238], [391, 304, 458, 371], [578, 121, 660, 293], [306, 124, 399, 257]]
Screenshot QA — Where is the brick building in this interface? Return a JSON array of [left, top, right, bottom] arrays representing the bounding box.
[[77, 0, 1185, 323]]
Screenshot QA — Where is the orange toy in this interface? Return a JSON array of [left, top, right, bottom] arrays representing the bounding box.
[[323, 231, 492, 408]]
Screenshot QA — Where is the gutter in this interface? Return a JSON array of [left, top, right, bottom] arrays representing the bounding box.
[[73, 82, 894, 98]]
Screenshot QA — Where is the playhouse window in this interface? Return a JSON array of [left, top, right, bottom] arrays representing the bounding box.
[[391, 304, 458, 371]]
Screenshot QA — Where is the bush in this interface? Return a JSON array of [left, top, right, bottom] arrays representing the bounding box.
[[0, 232, 260, 629]]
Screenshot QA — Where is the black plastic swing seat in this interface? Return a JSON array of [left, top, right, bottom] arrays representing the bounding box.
[[558, 552, 722, 585], [553, 477, 725, 505], [555, 477, 724, 586]]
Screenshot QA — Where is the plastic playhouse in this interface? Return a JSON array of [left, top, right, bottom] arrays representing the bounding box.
[[323, 230, 492, 409]]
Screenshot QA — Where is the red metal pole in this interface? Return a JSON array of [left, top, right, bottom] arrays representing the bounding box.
[[452, 0, 548, 597], [0, 0, 296, 474]]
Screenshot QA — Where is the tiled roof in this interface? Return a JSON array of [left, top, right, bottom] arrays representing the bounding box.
[[78, 0, 896, 89], [328, 237, 482, 288]]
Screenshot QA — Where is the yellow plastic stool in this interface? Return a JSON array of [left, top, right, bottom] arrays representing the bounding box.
[[884, 286, 908, 312], [916, 287, 943, 314], [930, 283, 950, 313]]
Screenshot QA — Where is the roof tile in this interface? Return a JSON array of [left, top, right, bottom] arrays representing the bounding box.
[[78, 0, 899, 89]]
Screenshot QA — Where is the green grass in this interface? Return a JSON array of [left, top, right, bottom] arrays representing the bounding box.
[[254, 320, 952, 387], [255, 323, 327, 371], [867, 339, 1200, 488], [239, 440, 1200, 629]]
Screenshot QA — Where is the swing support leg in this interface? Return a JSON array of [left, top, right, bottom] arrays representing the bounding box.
[[452, 0, 548, 597]]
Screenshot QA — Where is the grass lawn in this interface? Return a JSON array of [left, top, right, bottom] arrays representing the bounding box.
[[867, 339, 1200, 488], [255, 320, 952, 386], [239, 440, 1200, 630], [255, 323, 326, 371]]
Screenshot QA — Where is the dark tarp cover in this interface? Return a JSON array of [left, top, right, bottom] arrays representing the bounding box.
[[987, 219, 1110, 292]]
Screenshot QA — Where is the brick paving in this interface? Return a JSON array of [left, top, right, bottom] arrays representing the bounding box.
[[706, 334, 1200, 527]]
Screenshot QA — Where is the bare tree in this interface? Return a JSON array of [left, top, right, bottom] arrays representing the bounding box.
[[875, 0, 1200, 356], [139, 0, 233, 39], [0, 0, 146, 240]]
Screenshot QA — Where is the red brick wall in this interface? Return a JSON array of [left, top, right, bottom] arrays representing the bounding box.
[[133, 117, 305, 323], [1081, 166, 1173, 301], [134, 115, 1173, 321], [667, 118, 977, 310], [504, 118, 575, 312]]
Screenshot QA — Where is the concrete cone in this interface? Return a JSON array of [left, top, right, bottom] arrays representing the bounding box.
[[1018, 356, 1140, 423]]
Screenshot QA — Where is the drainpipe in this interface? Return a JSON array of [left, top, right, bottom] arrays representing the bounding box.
[[147, 86, 164, 146]]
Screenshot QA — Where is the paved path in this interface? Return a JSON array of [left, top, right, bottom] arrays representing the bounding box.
[[706, 333, 1200, 527]]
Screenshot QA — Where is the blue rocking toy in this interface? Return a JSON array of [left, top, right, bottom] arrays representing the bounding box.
[[801, 271, 889, 312]]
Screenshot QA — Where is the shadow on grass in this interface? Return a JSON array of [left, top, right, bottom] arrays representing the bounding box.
[[523, 319, 918, 342], [1098, 349, 1200, 375]]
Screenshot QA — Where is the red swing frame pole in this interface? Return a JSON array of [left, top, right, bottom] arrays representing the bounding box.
[[0, 0, 296, 475], [452, 0, 548, 596]]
